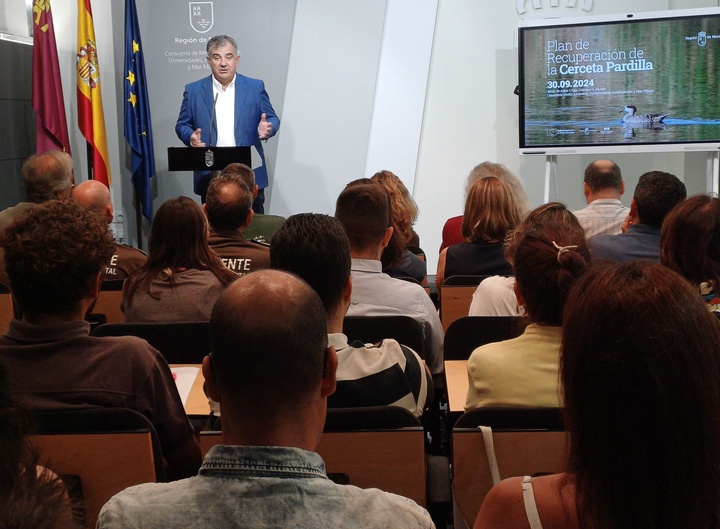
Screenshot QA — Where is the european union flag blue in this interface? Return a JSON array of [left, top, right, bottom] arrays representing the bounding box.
[[124, 0, 155, 221]]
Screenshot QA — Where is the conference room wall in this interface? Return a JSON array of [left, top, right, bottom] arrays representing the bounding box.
[[34, 0, 718, 261]]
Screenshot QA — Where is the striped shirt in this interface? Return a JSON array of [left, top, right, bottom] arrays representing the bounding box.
[[328, 333, 428, 417], [573, 198, 629, 238]]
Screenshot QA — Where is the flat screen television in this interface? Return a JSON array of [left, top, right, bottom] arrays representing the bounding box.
[[518, 8, 720, 154]]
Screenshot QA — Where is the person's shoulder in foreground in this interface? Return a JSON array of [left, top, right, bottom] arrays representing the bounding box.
[[99, 270, 433, 529], [98, 445, 434, 529]]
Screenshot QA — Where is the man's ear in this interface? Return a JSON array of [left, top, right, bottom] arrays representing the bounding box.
[[202, 355, 222, 403], [583, 181, 591, 201], [320, 346, 338, 398], [242, 209, 254, 229], [253, 184, 259, 200], [381, 226, 393, 249], [619, 180, 625, 196], [629, 198, 639, 222], [105, 204, 114, 225]]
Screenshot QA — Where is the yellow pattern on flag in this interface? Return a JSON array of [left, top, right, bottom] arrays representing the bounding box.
[[76, 0, 111, 185]]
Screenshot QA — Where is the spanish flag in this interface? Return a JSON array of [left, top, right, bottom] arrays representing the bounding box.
[[76, 0, 110, 185]]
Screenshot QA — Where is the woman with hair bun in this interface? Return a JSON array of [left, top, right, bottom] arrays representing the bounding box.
[[465, 219, 590, 409], [475, 261, 720, 529]]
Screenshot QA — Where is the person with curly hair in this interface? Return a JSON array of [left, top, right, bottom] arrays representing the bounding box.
[[371, 170, 426, 282], [0, 201, 201, 480]]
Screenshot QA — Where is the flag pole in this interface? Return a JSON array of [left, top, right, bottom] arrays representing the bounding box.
[[85, 142, 94, 180]]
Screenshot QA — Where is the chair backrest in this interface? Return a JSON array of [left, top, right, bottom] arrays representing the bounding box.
[[444, 316, 528, 360], [342, 315, 425, 360], [199, 406, 427, 506], [88, 279, 126, 324], [407, 245, 431, 294], [440, 275, 489, 330], [0, 282, 13, 335], [91, 321, 211, 364], [29, 408, 164, 528], [452, 407, 568, 527]]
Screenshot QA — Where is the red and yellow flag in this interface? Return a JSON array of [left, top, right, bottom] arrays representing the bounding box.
[[76, 0, 110, 185], [32, 0, 71, 154]]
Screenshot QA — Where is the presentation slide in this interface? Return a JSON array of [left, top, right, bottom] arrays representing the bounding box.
[[520, 13, 720, 150]]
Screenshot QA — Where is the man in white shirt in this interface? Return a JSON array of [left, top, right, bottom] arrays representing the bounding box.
[[176, 35, 279, 212], [573, 159, 629, 238], [335, 181, 444, 374]]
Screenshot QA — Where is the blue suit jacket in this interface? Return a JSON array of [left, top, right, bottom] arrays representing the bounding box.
[[176, 73, 280, 195]]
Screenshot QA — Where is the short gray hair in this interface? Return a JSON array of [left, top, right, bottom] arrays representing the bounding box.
[[21, 151, 73, 203], [206, 35, 238, 55]]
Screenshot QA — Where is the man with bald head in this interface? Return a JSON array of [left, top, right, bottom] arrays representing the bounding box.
[[98, 270, 434, 529], [0, 150, 74, 233], [72, 180, 147, 280], [572, 159, 629, 237], [203, 170, 270, 277], [220, 163, 285, 242]]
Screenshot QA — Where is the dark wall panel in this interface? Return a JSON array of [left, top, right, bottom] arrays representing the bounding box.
[[0, 39, 33, 209]]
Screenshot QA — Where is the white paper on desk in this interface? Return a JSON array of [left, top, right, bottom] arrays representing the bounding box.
[[171, 367, 199, 406]]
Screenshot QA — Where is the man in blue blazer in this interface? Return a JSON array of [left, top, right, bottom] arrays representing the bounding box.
[[176, 35, 280, 212]]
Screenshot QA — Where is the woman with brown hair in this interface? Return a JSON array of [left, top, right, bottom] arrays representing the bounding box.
[[475, 261, 720, 529], [122, 196, 237, 322], [465, 219, 590, 409], [660, 194, 720, 312], [436, 177, 522, 291], [371, 170, 426, 282], [440, 161, 530, 251], [468, 202, 582, 316]]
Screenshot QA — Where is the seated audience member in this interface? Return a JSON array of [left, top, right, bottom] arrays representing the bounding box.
[[98, 270, 434, 529], [469, 203, 580, 317], [474, 262, 720, 529], [122, 196, 237, 322], [440, 161, 530, 252], [371, 170, 426, 283], [0, 150, 74, 234], [589, 170, 686, 263], [0, 360, 77, 529], [465, 220, 590, 409], [336, 182, 444, 375], [0, 201, 201, 479], [221, 163, 285, 242], [270, 213, 430, 417], [437, 177, 521, 292], [572, 159, 629, 237], [0, 151, 75, 287], [203, 172, 271, 277], [71, 179, 147, 280], [661, 194, 720, 312]]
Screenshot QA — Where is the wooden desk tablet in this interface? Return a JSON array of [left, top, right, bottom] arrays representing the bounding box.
[[444, 360, 469, 413]]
